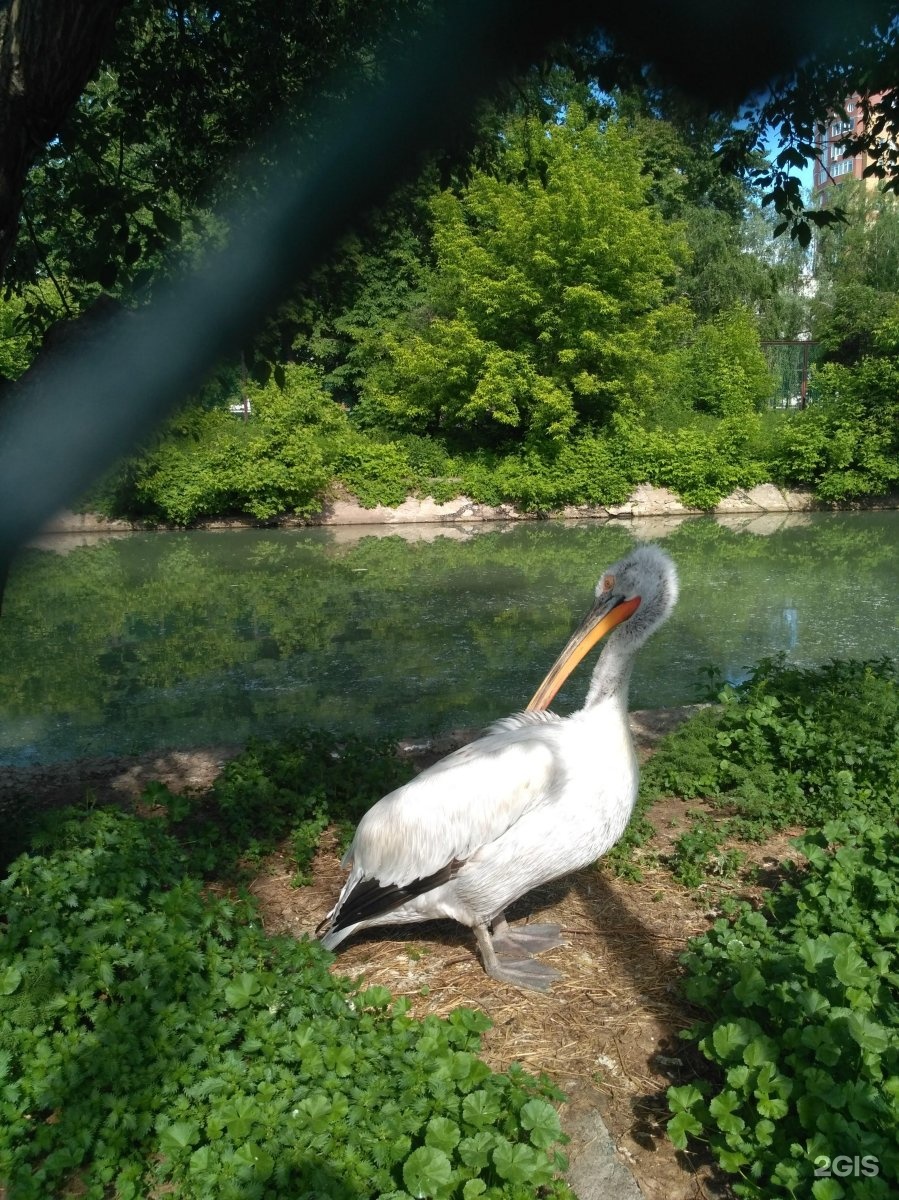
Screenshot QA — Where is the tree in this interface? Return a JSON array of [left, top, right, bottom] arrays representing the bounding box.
[[717, 3, 899, 240], [356, 110, 690, 445], [812, 182, 899, 360], [5, 0, 427, 337], [0, 0, 126, 277]]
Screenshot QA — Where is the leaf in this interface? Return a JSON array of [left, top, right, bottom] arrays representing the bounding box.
[[734, 966, 766, 1004], [667, 1084, 704, 1113], [0, 966, 22, 996], [462, 1089, 502, 1128], [225, 972, 261, 1009], [358, 985, 392, 1009], [402, 1146, 452, 1197], [450, 1008, 492, 1034], [709, 1091, 745, 1134], [712, 1020, 756, 1062], [847, 1011, 891, 1054], [812, 1178, 846, 1200], [798, 937, 833, 973], [725, 1064, 750, 1090], [833, 945, 872, 989], [462, 1181, 486, 1199], [743, 1036, 779, 1068], [189, 1145, 213, 1176], [492, 1139, 542, 1185], [457, 1132, 495, 1170], [756, 1096, 789, 1119], [718, 1148, 750, 1172], [159, 1121, 199, 1155], [519, 1098, 562, 1149], [425, 1117, 460, 1154], [666, 1109, 702, 1149], [233, 1142, 274, 1180], [323, 1042, 355, 1076]]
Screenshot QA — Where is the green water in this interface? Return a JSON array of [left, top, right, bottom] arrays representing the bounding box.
[[1, 512, 896, 765]]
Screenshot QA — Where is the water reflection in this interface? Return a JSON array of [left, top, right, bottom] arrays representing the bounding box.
[[1, 511, 897, 764]]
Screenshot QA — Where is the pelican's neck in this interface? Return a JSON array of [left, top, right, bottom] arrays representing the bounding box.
[[584, 634, 635, 711]]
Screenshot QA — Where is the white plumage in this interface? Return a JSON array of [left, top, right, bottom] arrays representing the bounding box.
[[317, 544, 679, 990]]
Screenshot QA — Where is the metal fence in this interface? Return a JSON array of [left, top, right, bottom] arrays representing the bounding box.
[[760, 339, 824, 409]]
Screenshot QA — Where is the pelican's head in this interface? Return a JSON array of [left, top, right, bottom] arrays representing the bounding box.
[[526, 544, 678, 711]]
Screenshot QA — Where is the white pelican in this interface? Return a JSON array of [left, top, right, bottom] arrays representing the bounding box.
[[317, 544, 678, 990]]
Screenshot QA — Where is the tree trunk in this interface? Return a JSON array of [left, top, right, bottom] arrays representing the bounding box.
[[0, 0, 127, 279]]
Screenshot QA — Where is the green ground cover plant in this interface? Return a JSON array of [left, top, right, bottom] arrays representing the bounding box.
[[0, 797, 573, 1199], [634, 657, 899, 884], [646, 659, 899, 1194], [157, 726, 416, 879], [668, 816, 899, 1199]]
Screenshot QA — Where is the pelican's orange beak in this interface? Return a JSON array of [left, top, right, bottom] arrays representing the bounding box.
[[525, 595, 641, 711]]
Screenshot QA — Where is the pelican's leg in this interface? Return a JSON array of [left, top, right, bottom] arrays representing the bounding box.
[[473, 922, 561, 992], [490, 913, 567, 957]]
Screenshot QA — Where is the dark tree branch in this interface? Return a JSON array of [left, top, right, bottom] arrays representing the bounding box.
[[0, 0, 127, 277], [21, 205, 73, 316]]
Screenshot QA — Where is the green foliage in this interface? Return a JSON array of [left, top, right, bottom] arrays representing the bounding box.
[[611, 415, 769, 509], [98, 364, 425, 523], [668, 816, 899, 1198], [668, 818, 746, 888], [356, 109, 690, 444], [106, 365, 336, 523], [7, 0, 422, 324], [168, 726, 414, 878], [664, 307, 774, 419], [773, 318, 899, 502], [0, 804, 572, 1199], [643, 657, 899, 838], [0, 293, 33, 380], [812, 183, 899, 364]]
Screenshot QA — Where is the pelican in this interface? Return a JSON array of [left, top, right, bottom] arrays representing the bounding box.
[[317, 544, 678, 990]]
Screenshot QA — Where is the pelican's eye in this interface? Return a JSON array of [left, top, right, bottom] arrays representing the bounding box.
[[601, 573, 615, 593]]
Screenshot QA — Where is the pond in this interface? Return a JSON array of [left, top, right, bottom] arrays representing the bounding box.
[[1, 511, 897, 765]]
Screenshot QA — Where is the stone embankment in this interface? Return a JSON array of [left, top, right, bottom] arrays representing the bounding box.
[[37, 482, 899, 536]]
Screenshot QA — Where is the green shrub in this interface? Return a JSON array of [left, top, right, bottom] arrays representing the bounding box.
[[668, 816, 899, 1198], [621, 658, 899, 885], [121, 365, 341, 523], [667, 306, 774, 419], [0, 805, 573, 1199], [157, 726, 414, 878], [331, 437, 415, 507], [643, 658, 899, 836], [772, 317, 899, 502], [612, 416, 768, 509]]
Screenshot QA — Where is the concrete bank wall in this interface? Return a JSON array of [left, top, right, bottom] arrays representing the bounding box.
[[40, 482, 899, 535]]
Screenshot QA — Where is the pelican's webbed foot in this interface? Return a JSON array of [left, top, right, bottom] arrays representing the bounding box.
[[490, 915, 567, 957], [473, 921, 563, 992]]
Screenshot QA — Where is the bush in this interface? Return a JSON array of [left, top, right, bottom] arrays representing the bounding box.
[[643, 658, 899, 835], [669, 816, 899, 1198], [613, 416, 768, 509], [666, 306, 774, 419], [120, 365, 340, 523], [773, 318, 899, 502]]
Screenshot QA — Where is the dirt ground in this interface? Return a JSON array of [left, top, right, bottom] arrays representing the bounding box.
[[2, 711, 801, 1200]]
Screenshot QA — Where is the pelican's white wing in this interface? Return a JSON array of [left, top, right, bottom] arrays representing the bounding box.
[[346, 718, 566, 888]]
